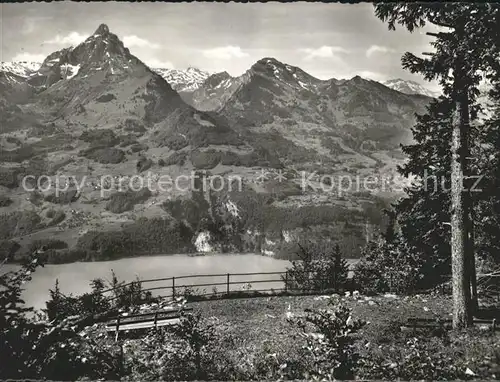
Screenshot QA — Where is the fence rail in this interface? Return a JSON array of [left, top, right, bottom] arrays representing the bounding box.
[[99, 267, 496, 305], [99, 268, 354, 304]]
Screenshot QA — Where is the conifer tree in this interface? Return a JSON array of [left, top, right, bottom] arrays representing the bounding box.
[[374, 3, 500, 328]]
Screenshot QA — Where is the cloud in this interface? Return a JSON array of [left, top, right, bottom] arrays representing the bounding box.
[[11, 52, 46, 63], [300, 46, 349, 61], [123, 35, 161, 49], [44, 32, 88, 46], [358, 70, 387, 81], [143, 58, 175, 69], [202, 46, 249, 60], [366, 45, 396, 58]]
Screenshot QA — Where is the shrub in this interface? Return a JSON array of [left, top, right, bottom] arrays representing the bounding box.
[[43, 248, 90, 264], [105, 188, 151, 214], [95, 93, 116, 103], [0, 255, 122, 380], [358, 337, 469, 380], [125, 306, 236, 381], [129, 143, 147, 153], [0, 145, 35, 163], [190, 150, 222, 169], [81, 146, 125, 164], [289, 299, 366, 380], [28, 191, 44, 206], [352, 237, 429, 294], [0, 240, 20, 260], [123, 119, 146, 135], [0, 211, 41, 240], [45, 271, 156, 321], [284, 241, 349, 292], [0, 168, 20, 188], [44, 189, 79, 204], [161, 151, 187, 166], [0, 195, 13, 207], [48, 210, 66, 226], [118, 134, 137, 147], [28, 238, 68, 253], [136, 156, 153, 173], [80, 129, 118, 147], [162, 197, 210, 229]]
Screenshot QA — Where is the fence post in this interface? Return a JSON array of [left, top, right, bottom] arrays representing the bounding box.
[[172, 277, 176, 300], [154, 311, 158, 330], [115, 316, 120, 342], [227, 273, 230, 295], [284, 271, 288, 293], [493, 318, 496, 333]]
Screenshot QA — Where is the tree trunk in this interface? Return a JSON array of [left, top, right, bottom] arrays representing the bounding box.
[[450, 99, 472, 329], [460, 91, 478, 316], [460, 90, 478, 315]]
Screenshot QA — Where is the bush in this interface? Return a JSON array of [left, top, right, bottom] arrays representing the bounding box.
[[80, 147, 125, 164], [45, 271, 156, 322], [0, 168, 20, 188], [80, 129, 119, 147], [48, 210, 66, 226], [123, 119, 146, 135], [44, 189, 79, 204], [289, 299, 366, 380], [105, 188, 152, 214], [352, 235, 442, 294], [125, 306, 236, 381], [43, 248, 90, 264], [136, 157, 153, 173], [0, 195, 13, 207], [358, 337, 469, 380], [0, 255, 122, 380], [95, 93, 116, 103], [129, 143, 147, 153], [190, 150, 222, 169], [0, 211, 41, 240], [0, 145, 35, 163], [28, 191, 44, 206], [284, 241, 349, 292], [162, 197, 210, 229], [161, 151, 187, 166], [118, 134, 138, 147], [0, 240, 20, 260], [28, 238, 68, 253]]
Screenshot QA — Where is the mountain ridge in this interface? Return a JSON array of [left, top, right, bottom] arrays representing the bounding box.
[[0, 23, 433, 262]]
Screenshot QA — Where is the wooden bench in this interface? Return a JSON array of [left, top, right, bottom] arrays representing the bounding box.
[[106, 307, 194, 340]]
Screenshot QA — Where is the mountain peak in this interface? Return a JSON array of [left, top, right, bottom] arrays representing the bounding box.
[[254, 57, 284, 68], [383, 78, 440, 98], [94, 23, 110, 36]]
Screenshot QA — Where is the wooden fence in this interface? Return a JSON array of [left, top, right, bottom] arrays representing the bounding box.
[[98, 269, 354, 304], [98, 268, 500, 306]]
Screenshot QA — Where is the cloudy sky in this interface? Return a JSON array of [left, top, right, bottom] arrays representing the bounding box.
[[1, 2, 439, 89]]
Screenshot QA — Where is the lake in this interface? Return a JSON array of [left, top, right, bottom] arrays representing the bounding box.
[[3, 254, 292, 311], [3, 254, 359, 311]]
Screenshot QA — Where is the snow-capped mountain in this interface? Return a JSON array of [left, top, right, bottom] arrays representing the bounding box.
[[383, 78, 440, 98], [152, 67, 210, 93], [0, 61, 41, 78], [191, 71, 241, 111]]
